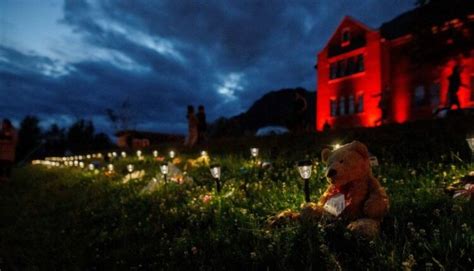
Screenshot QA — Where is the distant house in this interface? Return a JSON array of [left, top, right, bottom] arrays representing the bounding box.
[[115, 130, 184, 149], [316, 1, 474, 130]]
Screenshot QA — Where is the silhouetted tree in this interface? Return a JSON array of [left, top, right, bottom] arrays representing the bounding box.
[[43, 124, 67, 156], [92, 132, 113, 150], [106, 98, 136, 132], [16, 115, 42, 161], [67, 120, 95, 153]]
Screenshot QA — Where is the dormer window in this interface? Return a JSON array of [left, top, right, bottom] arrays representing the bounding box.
[[341, 28, 350, 47]]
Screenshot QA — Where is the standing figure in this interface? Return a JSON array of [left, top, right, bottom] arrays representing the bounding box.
[[447, 64, 463, 110], [197, 105, 207, 144], [287, 92, 308, 134], [373, 87, 390, 126], [185, 105, 198, 147], [0, 119, 18, 182]]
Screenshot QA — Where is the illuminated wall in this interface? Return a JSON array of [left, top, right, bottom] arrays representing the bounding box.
[[316, 17, 474, 131]]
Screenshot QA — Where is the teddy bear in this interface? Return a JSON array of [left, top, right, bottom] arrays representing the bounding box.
[[270, 141, 389, 239]]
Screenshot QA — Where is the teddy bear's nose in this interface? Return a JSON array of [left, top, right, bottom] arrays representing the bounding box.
[[327, 169, 337, 178]]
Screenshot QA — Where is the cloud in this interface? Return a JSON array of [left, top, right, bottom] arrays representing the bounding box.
[[0, 0, 415, 134]]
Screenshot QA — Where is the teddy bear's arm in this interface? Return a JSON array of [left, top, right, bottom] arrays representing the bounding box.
[[363, 177, 389, 219], [317, 185, 336, 206]]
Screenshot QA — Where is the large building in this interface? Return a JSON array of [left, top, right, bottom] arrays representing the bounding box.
[[315, 1, 474, 131]]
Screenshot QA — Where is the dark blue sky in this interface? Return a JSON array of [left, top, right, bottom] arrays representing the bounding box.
[[0, 0, 414, 134]]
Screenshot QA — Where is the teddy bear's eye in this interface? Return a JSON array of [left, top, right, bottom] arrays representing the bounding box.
[[339, 160, 344, 163]]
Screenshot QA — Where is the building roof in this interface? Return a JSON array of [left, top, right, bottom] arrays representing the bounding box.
[[380, 0, 474, 40]]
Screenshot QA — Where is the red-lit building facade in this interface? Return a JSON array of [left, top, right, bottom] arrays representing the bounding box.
[[316, 3, 474, 131]]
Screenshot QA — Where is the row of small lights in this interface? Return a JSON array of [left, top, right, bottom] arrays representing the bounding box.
[[32, 136, 474, 200]]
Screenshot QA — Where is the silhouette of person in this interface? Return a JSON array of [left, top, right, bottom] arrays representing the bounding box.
[[185, 105, 198, 147], [197, 105, 207, 144], [447, 64, 462, 110], [290, 92, 308, 133], [0, 119, 18, 182], [373, 87, 390, 126], [322, 120, 331, 132]]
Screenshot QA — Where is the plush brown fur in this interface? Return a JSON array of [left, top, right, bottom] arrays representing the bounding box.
[[270, 141, 389, 239]]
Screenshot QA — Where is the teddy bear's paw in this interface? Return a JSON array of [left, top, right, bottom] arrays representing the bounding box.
[[300, 203, 327, 223], [347, 218, 380, 239], [267, 209, 300, 228]]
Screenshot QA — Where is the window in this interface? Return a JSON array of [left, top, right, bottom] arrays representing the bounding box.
[[471, 76, 474, 101], [348, 95, 355, 114], [356, 54, 364, 72], [357, 94, 364, 113], [329, 54, 365, 80], [414, 85, 426, 107], [330, 63, 337, 79], [339, 97, 346, 116], [430, 83, 441, 106], [330, 99, 337, 117], [341, 29, 350, 46]]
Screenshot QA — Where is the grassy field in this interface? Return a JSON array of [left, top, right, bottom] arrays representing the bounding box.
[[0, 143, 473, 270], [1, 117, 474, 270]]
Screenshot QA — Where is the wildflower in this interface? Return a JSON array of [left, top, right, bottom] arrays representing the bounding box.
[[202, 194, 212, 204]]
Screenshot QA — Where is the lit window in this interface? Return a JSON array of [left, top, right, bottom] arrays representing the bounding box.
[[357, 94, 364, 113], [339, 97, 346, 116], [348, 95, 355, 114], [330, 99, 337, 117], [430, 83, 441, 106]]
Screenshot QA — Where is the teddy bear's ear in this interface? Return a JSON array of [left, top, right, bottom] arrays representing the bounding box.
[[321, 148, 331, 163], [350, 141, 369, 159]]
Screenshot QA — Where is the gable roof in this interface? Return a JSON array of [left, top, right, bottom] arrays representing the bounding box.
[[322, 15, 375, 50], [380, 0, 474, 40]]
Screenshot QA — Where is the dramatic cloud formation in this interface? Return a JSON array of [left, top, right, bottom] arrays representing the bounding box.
[[0, 0, 414, 134]]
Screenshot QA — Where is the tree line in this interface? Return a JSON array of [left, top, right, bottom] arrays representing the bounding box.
[[15, 116, 113, 163]]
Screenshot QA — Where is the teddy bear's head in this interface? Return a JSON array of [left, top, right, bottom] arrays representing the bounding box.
[[321, 141, 371, 188]]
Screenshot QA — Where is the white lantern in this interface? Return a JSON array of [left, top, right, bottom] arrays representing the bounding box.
[[107, 164, 114, 172], [112, 152, 117, 157], [297, 160, 312, 180], [160, 163, 169, 175], [201, 151, 208, 157], [169, 150, 175, 159], [88, 163, 95, 171], [250, 148, 259, 158], [121, 152, 127, 158], [153, 150, 158, 157], [136, 150, 142, 157], [79, 161, 85, 168], [74, 160, 79, 167], [127, 164, 134, 173], [209, 164, 221, 180], [333, 144, 341, 150]]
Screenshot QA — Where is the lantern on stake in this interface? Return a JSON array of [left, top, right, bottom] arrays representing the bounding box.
[[209, 163, 222, 193], [160, 163, 169, 183], [121, 152, 127, 158], [297, 160, 313, 203], [88, 163, 95, 171], [136, 150, 142, 158], [107, 164, 114, 173], [153, 150, 158, 158], [250, 148, 259, 159], [169, 150, 175, 159]]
